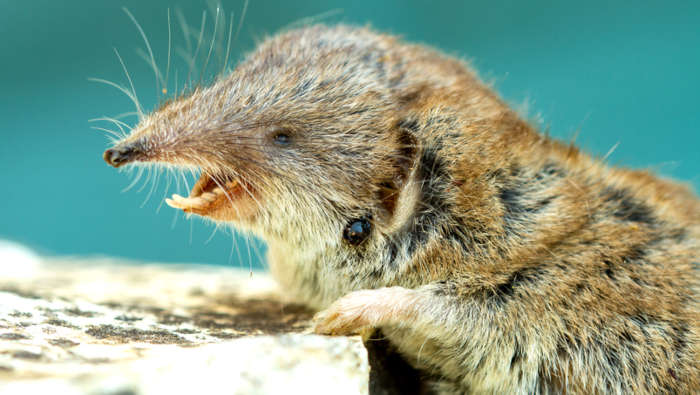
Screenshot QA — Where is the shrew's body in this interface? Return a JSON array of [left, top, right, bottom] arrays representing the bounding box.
[[103, 25, 699, 393]]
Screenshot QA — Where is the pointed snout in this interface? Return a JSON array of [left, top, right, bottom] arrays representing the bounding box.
[[103, 145, 137, 168]]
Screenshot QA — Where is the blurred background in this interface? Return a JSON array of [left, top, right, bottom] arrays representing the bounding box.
[[1, 0, 698, 268]]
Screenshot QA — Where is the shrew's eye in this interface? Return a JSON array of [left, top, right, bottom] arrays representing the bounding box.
[[272, 129, 293, 146], [343, 218, 372, 245]]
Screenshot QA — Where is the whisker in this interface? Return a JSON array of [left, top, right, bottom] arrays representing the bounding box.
[[183, 167, 193, 193], [199, 5, 221, 86], [204, 223, 219, 244], [247, 233, 265, 271], [174, 68, 180, 97], [187, 11, 207, 87], [156, 166, 174, 213], [203, 152, 315, 192], [233, 0, 249, 49], [171, 206, 180, 228], [165, 8, 172, 95], [602, 142, 620, 162], [209, 174, 244, 222], [206, 0, 227, 71], [114, 111, 140, 120], [89, 116, 132, 135], [123, 7, 163, 96], [123, 166, 145, 193], [228, 171, 270, 233], [189, 216, 194, 245], [175, 7, 193, 55], [90, 126, 124, 140], [137, 165, 153, 193], [229, 227, 245, 269], [175, 9, 196, 86], [148, 166, 163, 206], [112, 48, 144, 118], [244, 229, 253, 273], [283, 8, 343, 30], [89, 77, 143, 118], [144, 168, 160, 207], [222, 11, 235, 74]]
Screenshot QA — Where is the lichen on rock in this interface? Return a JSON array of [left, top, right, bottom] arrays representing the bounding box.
[[0, 252, 369, 394]]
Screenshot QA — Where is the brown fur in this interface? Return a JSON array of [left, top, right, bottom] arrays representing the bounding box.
[[103, 25, 699, 394]]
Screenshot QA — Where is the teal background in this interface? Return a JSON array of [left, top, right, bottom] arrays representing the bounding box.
[[1, 1, 698, 267]]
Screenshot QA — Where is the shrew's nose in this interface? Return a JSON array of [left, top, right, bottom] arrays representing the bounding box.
[[103, 145, 136, 168]]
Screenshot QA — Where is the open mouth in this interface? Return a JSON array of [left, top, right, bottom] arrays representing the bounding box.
[[165, 172, 252, 217]]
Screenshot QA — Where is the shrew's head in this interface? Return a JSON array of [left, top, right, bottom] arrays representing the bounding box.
[[103, 25, 469, 249]]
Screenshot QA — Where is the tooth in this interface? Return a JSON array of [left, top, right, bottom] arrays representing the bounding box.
[[165, 194, 209, 209], [201, 192, 217, 202], [188, 197, 206, 207]]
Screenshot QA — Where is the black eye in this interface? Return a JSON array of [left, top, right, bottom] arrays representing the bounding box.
[[272, 130, 292, 146], [343, 218, 372, 246]]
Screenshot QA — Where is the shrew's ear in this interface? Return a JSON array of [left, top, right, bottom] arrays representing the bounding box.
[[377, 120, 419, 218]]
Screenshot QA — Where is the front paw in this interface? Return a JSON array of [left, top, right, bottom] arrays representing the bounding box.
[[313, 287, 414, 336]]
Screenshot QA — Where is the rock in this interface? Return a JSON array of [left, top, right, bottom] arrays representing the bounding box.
[[0, 254, 369, 395]]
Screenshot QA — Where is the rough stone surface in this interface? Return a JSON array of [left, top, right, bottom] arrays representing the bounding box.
[[0, 245, 368, 395]]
